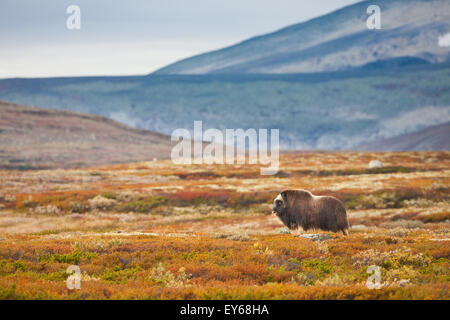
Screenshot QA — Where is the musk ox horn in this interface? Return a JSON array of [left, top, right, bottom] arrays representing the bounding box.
[[272, 189, 349, 235]]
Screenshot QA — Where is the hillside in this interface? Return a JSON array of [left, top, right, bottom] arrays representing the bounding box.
[[154, 0, 450, 74], [1, 63, 449, 150], [359, 121, 450, 151], [0, 101, 172, 170]]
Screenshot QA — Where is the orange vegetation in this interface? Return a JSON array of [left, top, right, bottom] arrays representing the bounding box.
[[0, 151, 448, 299]]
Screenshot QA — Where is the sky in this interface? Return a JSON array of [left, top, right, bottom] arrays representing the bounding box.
[[0, 0, 361, 78]]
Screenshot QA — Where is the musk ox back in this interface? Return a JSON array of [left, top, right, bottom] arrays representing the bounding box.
[[272, 190, 349, 235]]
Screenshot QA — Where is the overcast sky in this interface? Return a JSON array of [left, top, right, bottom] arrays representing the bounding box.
[[0, 0, 361, 78]]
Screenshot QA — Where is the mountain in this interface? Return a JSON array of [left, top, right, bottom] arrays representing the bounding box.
[[154, 0, 450, 74], [0, 1, 449, 151], [1, 63, 449, 150], [358, 121, 450, 151], [0, 101, 172, 170]]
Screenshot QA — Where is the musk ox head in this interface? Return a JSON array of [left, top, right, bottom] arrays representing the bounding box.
[[272, 192, 288, 217], [272, 190, 308, 217]]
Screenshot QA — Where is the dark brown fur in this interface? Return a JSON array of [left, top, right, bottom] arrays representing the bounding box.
[[272, 189, 349, 235]]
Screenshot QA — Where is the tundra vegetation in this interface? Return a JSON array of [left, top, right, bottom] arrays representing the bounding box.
[[0, 151, 448, 299]]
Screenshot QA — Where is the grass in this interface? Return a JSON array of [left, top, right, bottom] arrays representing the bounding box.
[[0, 151, 448, 299]]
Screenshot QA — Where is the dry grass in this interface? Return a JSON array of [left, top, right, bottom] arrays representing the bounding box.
[[0, 151, 448, 299]]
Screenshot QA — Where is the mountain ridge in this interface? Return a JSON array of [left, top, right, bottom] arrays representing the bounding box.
[[154, 0, 450, 74]]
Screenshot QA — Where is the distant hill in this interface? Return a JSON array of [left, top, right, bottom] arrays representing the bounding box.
[[0, 101, 172, 170], [358, 122, 450, 151], [154, 0, 450, 74], [1, 63, 449, 150]]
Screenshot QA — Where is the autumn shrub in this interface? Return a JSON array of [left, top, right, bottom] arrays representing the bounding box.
[[294, 166, 415, 177], [163, 190, 273, 209], [68, 201, 89, 213], [353, 248, 431, 270], [390, 212, 421, 221], [229, 192, 273, 209], [403, 198, 435, 208], [380, 220, 425, 229], [295, 272, 315, 286], [394, 188, 423, 203], [423, 187, 450, 202], [227, 233, 251, 241], [416, 212, 450, 223], [0, 284, 28, 300], [224, 172, 259, 179], [17, 191, 98, 213], [176, 171, 219, 180], [166, 191, 231, 207], [300, 258, 334, 278], [116, 191, 139, 202], [384, 266, 418, 284], [72, 238, 124, 253], [29, 205, 62, 215], [102, 266, 142, 283], [39, 250, 97, 264], [316, 273, 356, 286], [101, 192, 118, 200], [88, 195, 117, 211], [0, 259, 28, 274], [343, 189, 424, 210], [149, 263, 191, 288], [342, 194, 366, 210], [276, 228, 291, 235], [381, 249, 431, 269], [364, 166, 416, 174], [117, 196, 167, 213], [343, 193, 394, 210]]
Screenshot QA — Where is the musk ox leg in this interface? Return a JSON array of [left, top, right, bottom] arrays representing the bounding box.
[[293, 227, 304, 236], [342, 229, 348, 236]]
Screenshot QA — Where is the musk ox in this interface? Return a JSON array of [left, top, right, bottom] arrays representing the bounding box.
[[272, 189, 349, 235]]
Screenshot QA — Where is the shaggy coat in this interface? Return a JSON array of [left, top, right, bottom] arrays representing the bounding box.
[[272, 189, 349, 235]]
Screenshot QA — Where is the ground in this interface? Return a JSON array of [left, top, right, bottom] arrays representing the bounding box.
[[0, 151, 448, 299]]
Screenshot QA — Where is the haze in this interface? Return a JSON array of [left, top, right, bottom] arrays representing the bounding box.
[[0, 0, 360, 78]]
